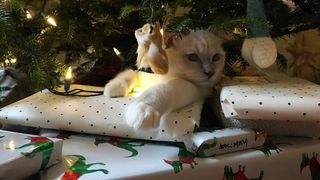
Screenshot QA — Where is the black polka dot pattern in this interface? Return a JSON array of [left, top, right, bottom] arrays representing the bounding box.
[[220, 80, 320, 125], [0, 85, 206, 142]]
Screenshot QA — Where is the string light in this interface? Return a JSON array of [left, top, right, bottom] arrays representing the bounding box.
[[50, 66, 103, 96], [113, 47, 125, 61], [64, 66, 72, 92], [47, 16, 57, 27], [26, 10, 32, 19], [113, 48, 121, 55], [65, 66, 73, 80], [4, 58, 17, 65]]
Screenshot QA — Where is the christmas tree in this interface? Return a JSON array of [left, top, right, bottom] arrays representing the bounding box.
[[1, 0, 319, 92]]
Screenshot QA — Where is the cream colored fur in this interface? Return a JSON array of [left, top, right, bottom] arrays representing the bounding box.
[[135, 23, 168, 74], [104, 30, 225, 130]]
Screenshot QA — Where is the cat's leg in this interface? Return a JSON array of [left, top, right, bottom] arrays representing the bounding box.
[[104, 69, 138, 98], [125, 78, 201, 130]]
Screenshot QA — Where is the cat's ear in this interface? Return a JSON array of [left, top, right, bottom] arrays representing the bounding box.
[[162, 15, 178, 48], [163, 32, 178, 48], [155, 22, 161, 32]]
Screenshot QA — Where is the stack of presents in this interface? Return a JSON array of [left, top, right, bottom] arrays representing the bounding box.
[[0, 73, 320, 179]]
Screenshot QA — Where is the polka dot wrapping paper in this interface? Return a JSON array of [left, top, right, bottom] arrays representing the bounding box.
[[220, 76, 320, 137], [0, 85, 202, 142]]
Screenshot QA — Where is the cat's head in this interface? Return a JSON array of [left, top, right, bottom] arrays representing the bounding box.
[[164, 30, 225, 87], [134, 23, 168, 74], [135, 23, 162, 44]]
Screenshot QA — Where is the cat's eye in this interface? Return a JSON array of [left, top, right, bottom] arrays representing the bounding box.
[[212, 54, 221, 62], [187, 53, 200, 62]]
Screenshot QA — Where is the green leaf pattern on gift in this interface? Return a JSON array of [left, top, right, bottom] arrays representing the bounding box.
[[62, 155, 109, 180], [256, 139, 290, 157], [94, 137, 144, 157], [300, 152, 320, 180], [223, 165, 264, 180], [164, 148, 198, 173], [14, 136, 53, 170]]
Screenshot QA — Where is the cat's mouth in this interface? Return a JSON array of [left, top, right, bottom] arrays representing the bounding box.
[[197, 73, 215, 82], [204, 71, 214, 78]]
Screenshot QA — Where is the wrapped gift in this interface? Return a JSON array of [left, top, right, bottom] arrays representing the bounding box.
[[39, 130, 320, 179], [0, 84, 202, 142], [0, 130, 62, 179], [219, 76, 320, 137], [183, 128, 267, 157], [39, 127, 266, 158]]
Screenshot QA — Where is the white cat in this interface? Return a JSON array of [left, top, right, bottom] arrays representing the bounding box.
[[104, 30, 225, 130]]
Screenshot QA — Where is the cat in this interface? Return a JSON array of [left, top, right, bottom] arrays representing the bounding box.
[[134, 22, 168, 74], [104, 29, 225, 130]]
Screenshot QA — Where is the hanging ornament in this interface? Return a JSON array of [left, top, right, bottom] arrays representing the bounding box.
[[241, 0, 277, 69]]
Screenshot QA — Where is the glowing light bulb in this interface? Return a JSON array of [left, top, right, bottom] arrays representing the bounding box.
[[26, 10, 32, 19], [10, 58, 16, 63], [65, 66, 72, 80], [113, 48, 121, 55], [47, 16, 57, 27], [113, 47, 125, 61], [64, 66, 73, 92], [4, 58, 17, 65]]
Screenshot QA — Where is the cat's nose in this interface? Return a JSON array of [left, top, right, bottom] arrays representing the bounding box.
[[204, 71, 214, 77]]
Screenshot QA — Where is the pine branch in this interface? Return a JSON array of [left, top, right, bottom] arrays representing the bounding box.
[[119, 5, 142, 21], [165, 15, 194, 34]]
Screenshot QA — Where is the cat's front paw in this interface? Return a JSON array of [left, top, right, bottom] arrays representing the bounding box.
[[125, 102, 160, 130], [104, 80, 129, 98]]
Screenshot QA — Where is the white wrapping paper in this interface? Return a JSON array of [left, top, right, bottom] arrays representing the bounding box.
[[0, 130, 62, 179], [183, 128, 266, 157], [221, 76, 320, 121], [220, 76, 320, 137], [39, 129, 320, 180], [0, 84, 202, 142]]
